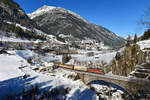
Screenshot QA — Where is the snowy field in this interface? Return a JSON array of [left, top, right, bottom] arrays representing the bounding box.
[[0, 52, 97, 100], [0, 36, 31, 43], [0, 50, 125, 100], [137, 40, 150, 50], [68, 51, 116, 66]]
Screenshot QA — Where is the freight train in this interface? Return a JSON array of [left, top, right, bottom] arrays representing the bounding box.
[[54, 63, 105, 74]]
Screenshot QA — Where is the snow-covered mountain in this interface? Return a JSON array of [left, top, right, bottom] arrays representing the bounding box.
[[28, 5, 89, 24], [0, 1, 61, 43], [29, 5, 125, 48], [0, 0, 45, 40], [28, 5, 56, 19]]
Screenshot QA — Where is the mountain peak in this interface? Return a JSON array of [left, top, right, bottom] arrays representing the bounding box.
[[28, 5, 56, 19], [28, 5, 89, 24], [39, 5, 56, 10]]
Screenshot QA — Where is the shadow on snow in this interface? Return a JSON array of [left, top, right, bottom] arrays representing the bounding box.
[[87, 80, 127, 93], [0, 76, 52, 100]]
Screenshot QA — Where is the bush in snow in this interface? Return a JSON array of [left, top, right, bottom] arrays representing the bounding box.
[[27, 58, 32, 64], [62, 54, 71, 64]]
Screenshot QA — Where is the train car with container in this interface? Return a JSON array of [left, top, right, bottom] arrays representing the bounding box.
[[74, 65, 87, 72], [58, 64, 74, 69]]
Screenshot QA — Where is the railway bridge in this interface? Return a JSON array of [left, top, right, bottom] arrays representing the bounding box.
[[55, 63, 150, 95], [75, 71, 150, 95]]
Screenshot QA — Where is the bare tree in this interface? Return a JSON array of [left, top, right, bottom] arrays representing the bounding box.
[[140, 7, 150, 28]]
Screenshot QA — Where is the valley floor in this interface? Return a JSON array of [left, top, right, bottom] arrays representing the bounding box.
[[0, 50, 125, 100]]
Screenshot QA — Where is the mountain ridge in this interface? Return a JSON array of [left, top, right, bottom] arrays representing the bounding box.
[[28, 5, 89, 24], [0, 0, 48, 41], [29, 5, 125, 48]]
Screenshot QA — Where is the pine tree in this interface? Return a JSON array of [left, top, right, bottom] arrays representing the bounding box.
[[133, 34, 137, 43], [126, 35, 132, 46], [141, 29, 150, 40], [126, 35, 131, 41]]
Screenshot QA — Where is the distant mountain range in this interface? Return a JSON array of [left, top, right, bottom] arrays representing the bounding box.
[[28, 5, 125, 48], [0, 0, 125, 48]]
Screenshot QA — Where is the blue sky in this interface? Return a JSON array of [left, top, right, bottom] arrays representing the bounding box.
[[14, 0, 150, 38]]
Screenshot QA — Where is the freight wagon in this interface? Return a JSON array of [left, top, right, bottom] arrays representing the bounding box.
[[56, 63, 74, 69], [74, 65, 87, 72]]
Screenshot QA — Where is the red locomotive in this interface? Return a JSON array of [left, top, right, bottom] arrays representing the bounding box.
[[87, 68, 105, 74]]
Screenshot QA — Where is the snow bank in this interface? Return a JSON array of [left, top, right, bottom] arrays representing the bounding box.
[[0, 55, 25, 81], [0, 54, 29, 99], [0, 36, 31, 43], [137, 40, 150, 50], [16, 50, 37, 60]]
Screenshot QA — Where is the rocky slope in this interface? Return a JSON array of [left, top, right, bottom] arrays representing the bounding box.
[[29, 5, 125, 48], [112, 40, 150, 77], [130, 63, 150, 80], [0, 0, 47, 40], [112, 44, 148, 76], [0, 0, 37, 28]]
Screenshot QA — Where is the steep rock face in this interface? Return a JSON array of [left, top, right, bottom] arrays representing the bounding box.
[[0, 0, 36, 27], [29, 6, 125, 48], [130, 63, 150, 80], [112, 44, 146, 76], [0, 0, 47, 40], [0, 0, 37, 28], [112, 38, 150, 77]]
